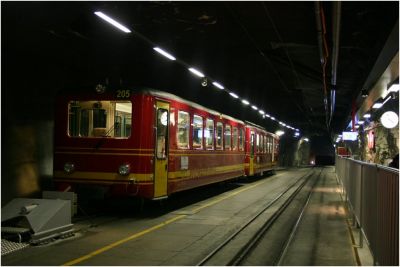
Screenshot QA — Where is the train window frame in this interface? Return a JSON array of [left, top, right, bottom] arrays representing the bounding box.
[[177, 110, 190, 149], [205, 118, 214, 150], [224, 124, 232, 150], [193, 114, 203, 149], [238, 127, 244, 151], [67, 100, 132, 139], [216, 122, 223, 150]]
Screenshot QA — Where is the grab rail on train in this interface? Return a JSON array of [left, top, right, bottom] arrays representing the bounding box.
[[335, 155, 398, 266]]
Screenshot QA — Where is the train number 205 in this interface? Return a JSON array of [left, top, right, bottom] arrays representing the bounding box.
[[116, 90, 131, 99]]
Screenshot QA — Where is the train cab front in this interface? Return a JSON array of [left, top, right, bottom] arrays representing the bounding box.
[[53, 88, 156, 199]]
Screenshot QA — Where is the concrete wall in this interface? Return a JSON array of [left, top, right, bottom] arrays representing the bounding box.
[[2, 121, 54, 205], [278, 136, 311, 167]]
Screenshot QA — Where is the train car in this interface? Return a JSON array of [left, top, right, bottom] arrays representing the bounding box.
[[244, 122, 279, 176], [53, 87, 279, 200]]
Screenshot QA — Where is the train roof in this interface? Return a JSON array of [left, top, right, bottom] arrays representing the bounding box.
[[245, 120, 279, 138], [142, 89, 246, 125], [58, 86, 276, 133]]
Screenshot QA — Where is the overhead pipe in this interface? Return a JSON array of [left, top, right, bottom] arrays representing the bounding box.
[[314, 1, 330, 129], [329, 1, 342, 127]]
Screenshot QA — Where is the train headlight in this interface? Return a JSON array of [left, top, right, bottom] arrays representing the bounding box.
[[118, 164, 130, 176], [64, 162, 75, 174]]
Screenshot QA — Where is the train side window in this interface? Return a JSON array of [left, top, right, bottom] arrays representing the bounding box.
[[256, 134, 260, 153], [224, 125, 231, 150], [260, 134, 264, 153], [205, 118, 214, 150], [250, 132, 255, 157], [263, 135, 266, 153], [156, 108, 168, 159], [216, 122, 223, 150], [238, 128, 244, 151], [232, 127, 238, 151], [177, 111, 190, 149], [193, 115, 203, 149], [268, 137, 273, 154]]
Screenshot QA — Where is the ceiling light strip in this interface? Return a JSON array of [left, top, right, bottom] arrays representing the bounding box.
[[153, 47, 176, 61], [94, 11, 132, 33]]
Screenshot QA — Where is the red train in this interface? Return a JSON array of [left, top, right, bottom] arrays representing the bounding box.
[[54, 87, 279, 199]]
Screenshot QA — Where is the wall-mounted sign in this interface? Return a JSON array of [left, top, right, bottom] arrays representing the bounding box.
[[342, 131, 358, 141], [380, 111, 399, 129]]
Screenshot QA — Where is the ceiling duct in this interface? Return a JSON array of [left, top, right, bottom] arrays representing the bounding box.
[[329, 1, 342, 127], [314, 1, 330, 129]]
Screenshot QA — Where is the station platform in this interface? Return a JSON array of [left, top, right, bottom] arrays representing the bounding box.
[[2, 167, 371, 266]]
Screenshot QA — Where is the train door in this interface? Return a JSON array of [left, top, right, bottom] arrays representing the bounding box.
[[154, 101, 169, 199], [249, 131, 255, 176]]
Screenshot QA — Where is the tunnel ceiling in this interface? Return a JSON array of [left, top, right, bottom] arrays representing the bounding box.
[[2, 2, 399, 137]]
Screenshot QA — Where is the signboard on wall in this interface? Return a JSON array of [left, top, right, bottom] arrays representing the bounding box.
[[342, 131, 358, 141]]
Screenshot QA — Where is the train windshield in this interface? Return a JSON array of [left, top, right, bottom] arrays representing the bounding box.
[[68, 100, 132, 138]]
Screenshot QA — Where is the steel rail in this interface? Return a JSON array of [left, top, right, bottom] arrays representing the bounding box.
[[275, 168, 323, 265], [196, 168, 316, 266], [228, 168, 323, 266]]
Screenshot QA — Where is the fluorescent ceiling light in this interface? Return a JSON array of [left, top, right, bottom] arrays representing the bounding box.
[[286, 125, 291, 128], [212, 82, 224, 90], [355, 125, 360, 129], [94, 11, 132, 33], [251, 105, 258, 110], [276, 130, 285, 136], [282, 123, 287, 126], [372, 102, 383, 109], [229, 92, 239, 99], [388, 84, 400, 93], [294, 132, 300, 136], [242, 99, 250, 105], [357, 120, 364, 124], [259, 110, 265, 115], [363, 113, 371, 118], [271, 117, 276, 120], [265, 114, 270, 118], [153, 47, 176, 61], [382, 95, 392, 105], [303, 138, 309, 142], [188, 68, 205, 78]]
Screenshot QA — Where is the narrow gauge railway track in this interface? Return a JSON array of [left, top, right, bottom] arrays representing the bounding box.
[[197, 168, 322, 266]]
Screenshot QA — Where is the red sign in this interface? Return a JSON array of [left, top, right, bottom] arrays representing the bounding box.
[[367, 131, 375, 149]]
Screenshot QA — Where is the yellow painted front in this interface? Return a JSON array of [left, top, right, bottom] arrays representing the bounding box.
[[249, 157, 254, 176], [154, 101, 169, 198]]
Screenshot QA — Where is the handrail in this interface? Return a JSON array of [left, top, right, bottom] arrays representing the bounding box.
[[335, 155, 398, 266]]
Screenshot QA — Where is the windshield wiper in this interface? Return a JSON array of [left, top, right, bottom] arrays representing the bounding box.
[[93, 123, 120, 150]]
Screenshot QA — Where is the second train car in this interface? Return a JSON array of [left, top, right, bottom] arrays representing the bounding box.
[[54, 87, 279, 199]]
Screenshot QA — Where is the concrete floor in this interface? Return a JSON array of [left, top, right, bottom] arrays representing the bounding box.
[[2, 167, 367, 266]]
